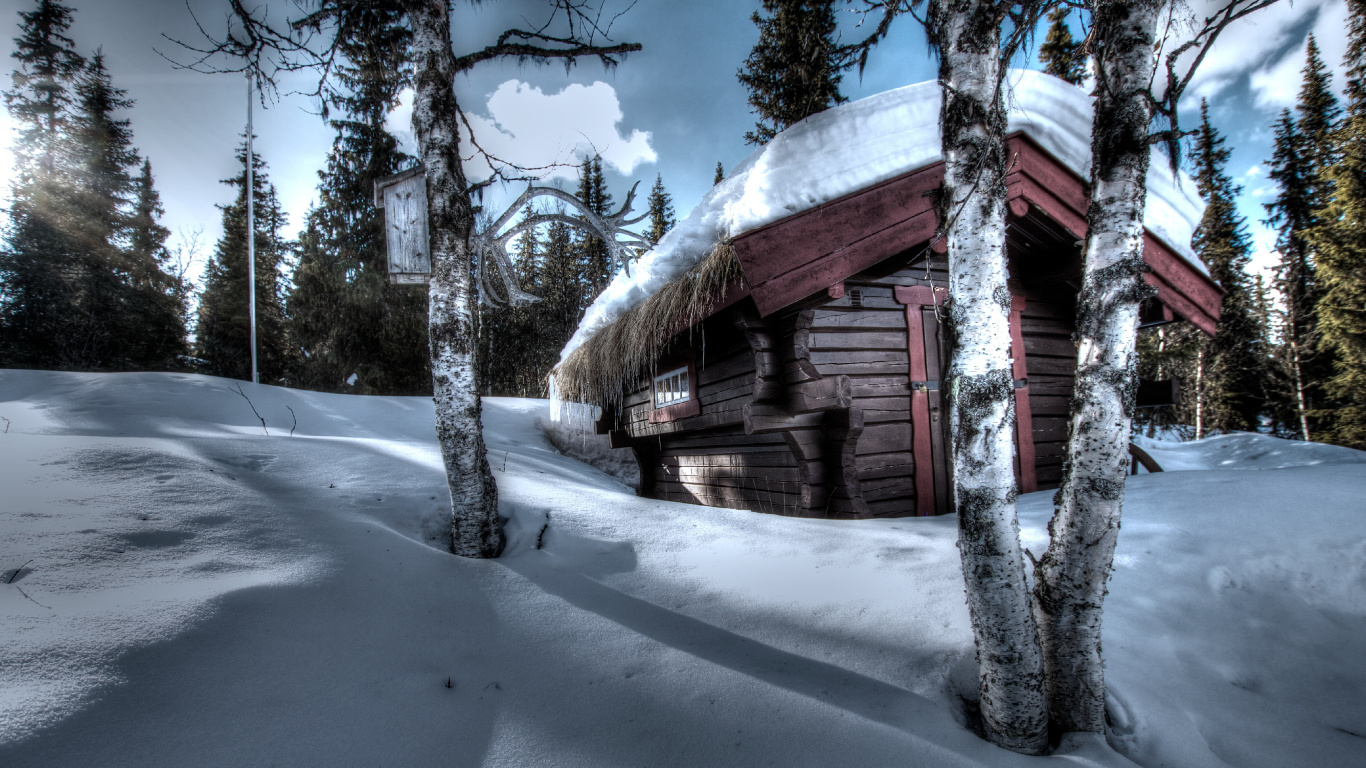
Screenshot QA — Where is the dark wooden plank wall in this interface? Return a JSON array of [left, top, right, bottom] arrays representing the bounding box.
[[805, 258, 951, 516], [1015, 297, 1075, 488], [614, 315, 802, 515], [608, 241, 1080, 516]]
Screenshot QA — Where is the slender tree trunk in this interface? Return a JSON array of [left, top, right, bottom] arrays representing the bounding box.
[[1288, 316, 1311, 440], [1195, 348, 1205, 439], [409, 0, 503, 558], [1032, 0, 1162, 735], [932, 0, 1048, 753]]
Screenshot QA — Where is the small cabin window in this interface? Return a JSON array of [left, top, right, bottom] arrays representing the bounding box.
[[653, 366, 691, 408]]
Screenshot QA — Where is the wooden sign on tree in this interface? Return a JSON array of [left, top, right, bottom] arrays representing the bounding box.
[[374, 166, 431, 285]]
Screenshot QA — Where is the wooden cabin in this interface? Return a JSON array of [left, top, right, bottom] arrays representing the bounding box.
[[557, 131, 1220, 519]]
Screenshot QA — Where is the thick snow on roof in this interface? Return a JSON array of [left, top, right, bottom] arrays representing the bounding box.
[[560, 70, 1206, 364]]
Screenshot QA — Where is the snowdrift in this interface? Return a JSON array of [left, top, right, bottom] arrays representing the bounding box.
[[2, 370, 1364, 768]]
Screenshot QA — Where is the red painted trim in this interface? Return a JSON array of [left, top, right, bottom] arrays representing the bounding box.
[[896, 284, 946, 516], [1009, 296, 1038, 495], [648, 349, 700, 423], [718, 132, 1218, 336], [649, 399, 699, 423]]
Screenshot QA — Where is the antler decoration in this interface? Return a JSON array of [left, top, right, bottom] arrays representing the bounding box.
[[473, 181, 652, 307]]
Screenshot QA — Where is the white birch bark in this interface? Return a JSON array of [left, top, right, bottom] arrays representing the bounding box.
[[932, 0, 1048, 753], [409, 0, 503, 558], [1032, 0, 1163, 734]]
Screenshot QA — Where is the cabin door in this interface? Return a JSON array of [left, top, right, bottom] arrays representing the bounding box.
[[894, 286, 1039, 516]]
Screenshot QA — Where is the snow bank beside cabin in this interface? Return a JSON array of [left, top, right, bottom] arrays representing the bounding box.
[[560, 70, 1205, 365]]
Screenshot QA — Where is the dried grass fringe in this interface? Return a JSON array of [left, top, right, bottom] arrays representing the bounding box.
[[555, 240, 742, 407]]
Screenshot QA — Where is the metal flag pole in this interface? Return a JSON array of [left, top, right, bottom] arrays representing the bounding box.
[[246, 72, 258, 384]]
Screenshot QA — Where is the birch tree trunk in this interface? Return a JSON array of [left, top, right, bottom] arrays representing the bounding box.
[[931, 0, 1048, 753], [409, 0, 503, 558], [1031, 0, 1163, 734]]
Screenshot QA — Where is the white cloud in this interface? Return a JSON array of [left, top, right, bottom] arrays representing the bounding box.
[[1175, 0, 1325, 104], [1249, 0, 1350, 109], [385, 80, 656, 183], [1245, 165, 1262, 177]]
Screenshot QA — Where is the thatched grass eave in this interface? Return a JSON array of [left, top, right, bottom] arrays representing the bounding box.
[[554, 241, 745, 408]]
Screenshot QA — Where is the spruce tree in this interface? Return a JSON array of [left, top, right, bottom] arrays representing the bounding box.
[[645, 173, 675, 246], [481, 211, 543, 396], [737, 0, 846, 145], [65, 52, 141, 369], [1038, 6, 1087, 85], [287, 2, 428, 395], [1307, 0, 1366, 447], [574, 155, 614, 298], [537, 218, 581, 376], [1191, 101, 1266, 434], [714, 161, 725, 185], [195, 143, 293, 383], [0, 0, 84, 367], [1263, 37, 1343, 440], [124, 159, 187, 367]]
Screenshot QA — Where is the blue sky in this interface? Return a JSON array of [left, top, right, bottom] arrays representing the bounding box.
[[0, 0, 1353, 285]]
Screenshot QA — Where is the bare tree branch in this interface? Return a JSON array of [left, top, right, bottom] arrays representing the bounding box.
[[1149, 0, 1283, 167]]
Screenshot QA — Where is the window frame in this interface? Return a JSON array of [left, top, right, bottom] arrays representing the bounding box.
[[648, 349, 700, 423]]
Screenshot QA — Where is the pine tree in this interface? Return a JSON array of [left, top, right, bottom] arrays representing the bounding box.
[[287, 2, 429, 395], [737, 0, 846, 145], [645, 173, 675, 246], [574, 155, 614, 298], [481, 210, 544, 396], [1038, 6, 1087, 85], [121, 158, 187, 368], [0, 0, 84, 367], [1263, 36, 1343, 440], [537, 217, 581, 374], [1307, 0, 1366, 447], [195, 143, 293, 383], [1191, 101, 1266, 434], [64, 52, 142, 369], [714, 161, 725, 185]]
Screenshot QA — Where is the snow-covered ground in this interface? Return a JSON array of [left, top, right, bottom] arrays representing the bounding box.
[[2, 370, 1364, 767]]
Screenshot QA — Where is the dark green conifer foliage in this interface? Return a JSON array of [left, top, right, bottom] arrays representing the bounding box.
[[0, 0, 84, 367], [714, 161, 725, 185], [1191, 102, 1266, 434], [6, 0, 82, 176], [1038, 7, 1087, 86], [1298, 36, 1341, 175], [1263, 37, 1344, 440], [65, 52, 141, 369], [737, 0, 846, 145], [575, 155, 614, 298], [122, 158, 187, 368], [195, 143, 293, 383], [645, 173, 675, 246], [1307, 0, 1366, 447], [288, 3, 428, 395], [481, 212, 545, 396]]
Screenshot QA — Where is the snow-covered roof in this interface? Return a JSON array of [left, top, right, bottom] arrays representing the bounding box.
[[560, 69, 1206, 364]]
